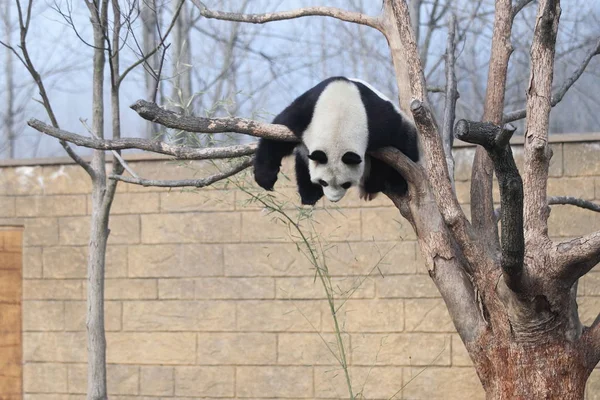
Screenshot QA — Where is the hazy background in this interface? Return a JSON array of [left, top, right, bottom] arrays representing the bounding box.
[[1, 0, 599, 159]]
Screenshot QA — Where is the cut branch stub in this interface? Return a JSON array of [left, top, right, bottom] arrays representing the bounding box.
[[455, 119, 525, 292]]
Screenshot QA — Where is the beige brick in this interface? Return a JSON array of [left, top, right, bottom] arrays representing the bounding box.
[[17, 195, 86, 217], [110, 192, 160, 214], [161, 190, 235, 212], [141, 212, 240, 243], [23, 246, 43, 278], [241, 209, 362, 243], [195, 277, 274, 299], [64, 301, 122, 331], [276, 276, 375, 299], [140, 366, 174, 396], [23, 332, 86, 362], [67, 364, 139, 395], [42, 165, 92, 194], [325, 299, 403, 333], [22, 395, 73, 400], [352, 333, 450, 366], [238, 300, 321, 332], [224, 243, 314, 276], [0, 166, 43, 195], [454, 180, 472, 204], [453, 147, 476, 182], [377, 275, 440, 298], [104, 278, 157, 300], [24, 218, 58, 247], [403, 367, 484, 399], [23, 279, 84, 300], [59, 215, 140, 245], [278, 333, 347, 365], [107, 332, 196, 364], [587, 368, 600, 400], [237, 366, 312, 398], [235, 186, 305, 211], [547, 177, 595, 200], [324, 241, 418, 275], [128, 244, 223, 277], [584, 273, 600, 295], [405, 298, 455, 332], [159, 279, 195, 299], [175, 366, 234, 397], [23, 301, 64, 331], [564, 143, 600, 176], [0, 196, 15, 217], [452, 334, 473, 366], [24, 362, 67, 393], [43, 246, 85, 278], [41, 246, 126, 279], [123, 301, 234, 331], [324, 190, 394, 209], [548, 205, 600, 237], [197, 333, 277, 365], [578, 297, 600, 326], [362, 208, 416, 240], [315, 366, 402, 399]]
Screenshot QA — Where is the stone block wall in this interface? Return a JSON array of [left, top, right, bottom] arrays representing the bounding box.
[[2, 137, 600, 399]]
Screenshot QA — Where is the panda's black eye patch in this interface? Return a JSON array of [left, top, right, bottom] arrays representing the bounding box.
[[308, 150, 328, 164], [342, 151, 362, 165], [318, 180, 329, 187], [341, 182, 352, 189]]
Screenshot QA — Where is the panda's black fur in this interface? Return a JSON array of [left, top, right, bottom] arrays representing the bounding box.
[[253, 76, 419, 205]]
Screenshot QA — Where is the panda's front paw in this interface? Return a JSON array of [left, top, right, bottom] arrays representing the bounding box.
[[254, 165, 279, 191]]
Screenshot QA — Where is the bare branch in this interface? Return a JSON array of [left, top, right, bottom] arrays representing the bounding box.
[[549, 197, 600, 212], [553, 230, 600, 283], [190, 0, 383, 32], [456, 120, 524, 292], [504, 38, 600, 123], [28, 118, 259, 159], [470, 0, 514, 250], [110, 157, 253, 188], [130, 100, 297, 141], [512, 0, 535, 19], [118, 0, 184, 85], [522, 0, 561, 240], [442, 14, 458, 185]]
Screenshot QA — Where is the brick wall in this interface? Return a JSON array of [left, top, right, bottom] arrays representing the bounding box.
[[2, 137, 600, 399]]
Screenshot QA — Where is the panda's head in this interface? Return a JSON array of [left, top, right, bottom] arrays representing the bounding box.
[[307, 149, 364, 202]]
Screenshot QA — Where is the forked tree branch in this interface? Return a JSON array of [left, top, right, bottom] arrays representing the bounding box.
[[190, 0, 383, 32], [504, 38, 600, 123], [553, 229, 600, 283], [522, 0, 561, 240], [456, 120, 525, 292], [131, 100, 297, 141], [110, 157, 253, 188], [27, 119, 259, 159]]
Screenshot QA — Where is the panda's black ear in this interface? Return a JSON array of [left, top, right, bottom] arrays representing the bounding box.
[[308, 150, 328, 164], [342, 151, 362, 165]]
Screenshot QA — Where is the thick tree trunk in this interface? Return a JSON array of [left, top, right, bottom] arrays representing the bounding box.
[[476, 341, 589, 399]]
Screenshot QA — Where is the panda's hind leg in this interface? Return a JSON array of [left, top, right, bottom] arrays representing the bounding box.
[[295, 153, 323, 205]]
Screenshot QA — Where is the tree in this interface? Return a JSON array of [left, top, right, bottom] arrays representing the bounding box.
[[27, 0, 600, 398]]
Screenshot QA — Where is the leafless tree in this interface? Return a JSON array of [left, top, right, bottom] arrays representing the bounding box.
[[27, 0, 600, 398]]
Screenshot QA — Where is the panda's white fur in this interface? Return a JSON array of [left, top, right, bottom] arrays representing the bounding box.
[[301, 80, 369, 202]]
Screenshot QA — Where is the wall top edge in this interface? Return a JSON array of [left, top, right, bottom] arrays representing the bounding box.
[[2, 132, 600, 168]]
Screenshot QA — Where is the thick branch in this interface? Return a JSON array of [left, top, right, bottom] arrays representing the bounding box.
[[190, 0, 383, 31], [456, 120, 524, 292], [549, 197, 600, 212], [523, 0, 561, 239], [442, 15, 458, 185], [504, 38, 600, 123], [470, 0, 513, 250], [27, 119, 259, 159], [553, 229, 600, 283], [110, 157, 253, 188], [131, 100, 296, 141]]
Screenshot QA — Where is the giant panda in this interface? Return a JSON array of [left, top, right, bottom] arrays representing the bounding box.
[[253, 76, 419, 205]]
